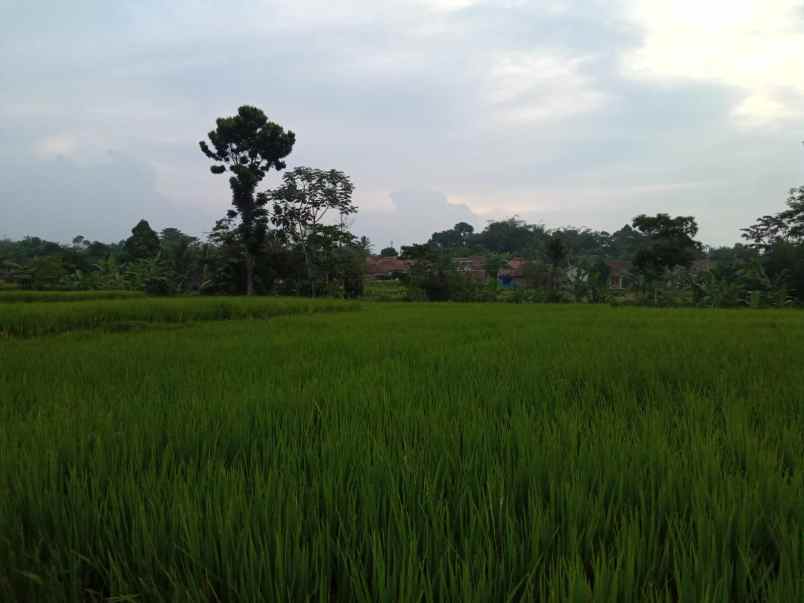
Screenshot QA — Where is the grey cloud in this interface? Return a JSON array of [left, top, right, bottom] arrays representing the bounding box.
[[1, 1, 803, 248], [0, 151, 214, 242]]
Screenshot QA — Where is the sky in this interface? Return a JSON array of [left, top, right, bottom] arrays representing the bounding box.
[[1, 0, 803, 249]]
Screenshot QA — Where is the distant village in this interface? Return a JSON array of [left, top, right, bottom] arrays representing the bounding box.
[[366, 255, 714, 291]]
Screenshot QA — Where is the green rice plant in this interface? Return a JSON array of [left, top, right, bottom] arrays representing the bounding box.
[[0, 303, 802, 601], [363, 279, 409, 302], [0, 296, 360, 337], [0, 290, 146, 304]]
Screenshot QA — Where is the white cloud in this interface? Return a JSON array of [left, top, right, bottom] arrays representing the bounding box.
[[733, 93, 797, 127], [33, 134, 77, 158], [422, 0, 480, 12], [622, 0, 804, 125], [489, 51, 609, 123]]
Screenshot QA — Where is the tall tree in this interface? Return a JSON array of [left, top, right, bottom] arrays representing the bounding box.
[[607, 225, 645, 259], [475, 218, 544, 254], [631, 213, 702, 280], [125, 219, 160, 260], [269, 167, 356, 297], [742, 186, 804, 249], [544, 232, 568, 296], [200, 105, 295, 295], [428, 222, 475, 249], [742, 186, 804, 301], [160, 228, 200, 292]]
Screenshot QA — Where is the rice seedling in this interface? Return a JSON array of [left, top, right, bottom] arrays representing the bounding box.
[[0, 303, 802, 601]]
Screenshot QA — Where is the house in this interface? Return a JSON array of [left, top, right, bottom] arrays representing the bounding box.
[[607, 260, 630, 290], [365, 256, 413, 279], [453, 256, 488, 282], [691, 258, 713, 273], [497, 257, 528, 288]]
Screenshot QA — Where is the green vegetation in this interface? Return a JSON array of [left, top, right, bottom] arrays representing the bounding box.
[[0, 290, 145, 304], [0, 296, 358, 338], [3, 139, 802, 305], [1, 301, 802, 601], [363, 278, 408, 301]]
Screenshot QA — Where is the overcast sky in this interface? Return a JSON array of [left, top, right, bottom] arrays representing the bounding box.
[[2, 0, 803, 248]]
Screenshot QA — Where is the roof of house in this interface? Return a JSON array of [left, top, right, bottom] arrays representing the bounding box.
[[499, 257, 528, 278], [366, 256, 413, 275], [691, 258, 713, 273], [606, 260, 631, 276], [453, 256, 487, 272]]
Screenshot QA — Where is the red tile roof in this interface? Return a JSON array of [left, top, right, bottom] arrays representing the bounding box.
[[606, 260, 631, 276], [453, 256, 487, 271], [366, 256, 412, 276]]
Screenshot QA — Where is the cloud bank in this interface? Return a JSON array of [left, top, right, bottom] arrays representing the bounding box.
[[2, 0, 803, 246]]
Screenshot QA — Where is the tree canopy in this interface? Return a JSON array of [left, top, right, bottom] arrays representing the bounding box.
[[200, 105, 296, 295], [124, 220, 160, 260], [631, 214, 702, 279], [268, 167, 357, 296]]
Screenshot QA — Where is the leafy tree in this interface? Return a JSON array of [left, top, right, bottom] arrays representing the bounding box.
[[690, 269, 745, 308], [7, 256, 67, 290], [126, 256, 176, 296], [742, 186, 804, 249], [606, 225, 645, 259], [269, 167, 356, 297], [200, 105, 296, 295], [484, 253, 511, 284], [586, 259, 611, 303], [204, 214, 249, 294], [429, 222, 475, 249], [125, 220, 160, 260], [304, 226, 366, 298], [521, 259, 549, 289], [160, 228, 200, 292], [399, 244, 478, 301], [399, 243, 434, 261], [475, 218, 540, 254], [89, 256, 127, 290], [29, 256, 66, 289], [742, 186, 804, 302], [631, 214, 702, 281], [380, 246, 398, 257], [358, 236, 372, 254], [761, 241, 804, 303], [544, 232, 568, 297]]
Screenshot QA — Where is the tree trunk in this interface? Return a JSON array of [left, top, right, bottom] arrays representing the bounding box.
[[245, 252, 255, 296], [303, 244, 315, 298]]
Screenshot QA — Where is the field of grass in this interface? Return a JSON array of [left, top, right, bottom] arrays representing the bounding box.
[[1, 302, 802, 601], [0, 296, 359, 337], [0, 290, 146, 304]]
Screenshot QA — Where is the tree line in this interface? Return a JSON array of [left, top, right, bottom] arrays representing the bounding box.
[[2, 106, 369, 298], [384, 187, 804, 306], [1, 104, 802, 307]]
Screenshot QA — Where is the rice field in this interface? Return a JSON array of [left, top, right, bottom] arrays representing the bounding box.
[[0, 296, 359, 337], [0, 300, 802, 601], [0, 290, 146, 304]]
